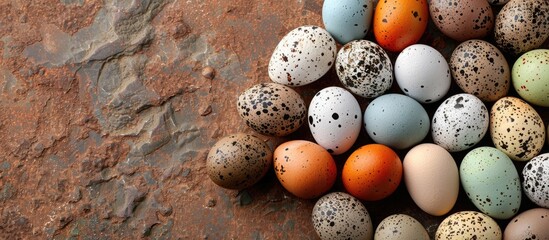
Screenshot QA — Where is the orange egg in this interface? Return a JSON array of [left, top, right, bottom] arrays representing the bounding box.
[[342, 144, 402, 201], [373, 0, 428, 52], [273, 140, 337, 199]]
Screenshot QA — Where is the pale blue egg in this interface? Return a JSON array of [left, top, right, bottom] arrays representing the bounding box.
[[322, 0, 374, 44]]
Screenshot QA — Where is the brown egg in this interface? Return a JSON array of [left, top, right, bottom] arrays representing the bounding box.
[[429, 0, 494, 42], [450, 40, 510, 102], [504, 208, 549, 240], [494, 0, 549, 55]]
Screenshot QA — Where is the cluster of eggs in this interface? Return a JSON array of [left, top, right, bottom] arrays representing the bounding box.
[[206, 0, 549, 239]]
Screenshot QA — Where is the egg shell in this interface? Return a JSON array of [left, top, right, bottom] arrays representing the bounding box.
[[364, 94, 430, 149], [435, 211, 502, 240], [308, 87, 362, 155], [429, 0, 494, 42], [490, 96, 545, 161], [237, 83, 306, 137], [404, 144, 459, 216], [373, 0, 428, 52], [206, 134, 273, 190], [268, 25, 336, 86], [432, 94, 489, 152], [503, 208, 549, 240], [312, 192, 373, 240], [460, 147, 521, 219], [494, 0, 549, 55], [395, 44, 451, 104], [374, 214, 429, 240], [450, 39, 510, 102], [512, 49, 549, 107], [336, 40, 393, 98], [273, 140, 337, 199], [522, 153, 549, 208], [488, 0, 510, 5], [322, 0, 374, 44]]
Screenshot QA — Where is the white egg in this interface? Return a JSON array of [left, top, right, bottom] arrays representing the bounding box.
[[374, 214, 429, 240], [309, 87, 362, 155], [395, 44, 451, 104], [523, 153, 549, 208]]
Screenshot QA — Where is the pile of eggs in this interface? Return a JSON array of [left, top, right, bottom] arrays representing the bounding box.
[[206, 0, 549, 238]]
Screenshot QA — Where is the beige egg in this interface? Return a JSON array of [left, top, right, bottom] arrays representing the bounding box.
[[375, 214, 429, 240], [504, 208, 549, 240], [436, 211, 502, 240], [450, 40, 510, 102], [490, 97, 545, 161], [429, 0, 494, 41]]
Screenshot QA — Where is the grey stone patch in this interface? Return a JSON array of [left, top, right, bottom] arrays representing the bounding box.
[[113, 184, 147, 219], [1, 36, 19, 59], [0, 68, 21, 94], [0, 182, 14, 201], [60, 0, 84, 6]]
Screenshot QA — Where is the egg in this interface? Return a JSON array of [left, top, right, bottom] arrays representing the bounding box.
[[494, 0, 549, 55], [450, 40, 510, 102], [374, 214, 429, 240], [335, 40, 393, 98], [487, 0, 510, 5], [490, 96, 545, 161], [273, 140, 337, 199], [268, 25, 336, 86], [432, 94, 489, 152], [404, 144, 459, 216], [206, 134, 273, 190], [429, 0, 494, 42], [460, 147, 521, 219], [308, 87, 362, 155], [312, 192, 373, 240], [503, 208, 549, 240], [395, 44, 451, 104], [512, 49, 549, 107], [523, 153, 549, 208], [364, 94, 430, 149], [322, 0, 374, 44], [342, 144, 402, 201], [237, 83, 306, 137], [435, 211, 502, 240], [373, 0, 428, 52]]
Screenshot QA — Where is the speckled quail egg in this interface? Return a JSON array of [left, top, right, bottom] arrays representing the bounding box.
[[322, 0, 374, 44], [523, 153, 549, 208], [336, 40, 393, 98], [312, 192, 373, 240], [512, 49, 549, 107], [268, 25, 337, 86], [237, 83, 306, 137], [436, 211, 502, 240], [374, 214, 429, 240], [429, 0, 494, 42], [504, 208, 549, 240], [206, 134, 272, 190], [450, 40, 510, 102]]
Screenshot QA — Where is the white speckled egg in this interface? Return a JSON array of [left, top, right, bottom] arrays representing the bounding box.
[[206, 134, 273, 190], [432, 94, 489, 152], [309, 87, 362, 155], [336, 40, 393, 98], [312, 192, 373, 240], [322, 0, 374, 44], [488, 0, 510, 5], [512, 49, 549, 107], [374, 214, 429, 240], [395, 44, 451, 103], [504, 208, 549, 240], [494, 0, 549, 55], [450, 40, 510, 102], [523, 153, 549, 208], [490, 96, 545, 161], [237, 83, 306, 137], [268, 25, 337, 86], [460, 147, 521, 220], [436, 211, 502, 240]]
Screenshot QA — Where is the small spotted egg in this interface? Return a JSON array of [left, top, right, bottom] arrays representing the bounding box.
[[432, 94, 489, 152], [309, 87, 362, 155], [429, 0, 494, 41], [487, 0, 510, 5], [494, 0, 549, 55], [237, 83, 306, 137], [504, 208, 549, 240], [336, 40, 393, 98], [512, 49, 549, 107], [268, 25, 336, 86], [395, 44, 451, 104], [312, 192, 373, 240], [206, 134, 273, 190], [374, 214, 429, 240], [490, 97, 545, 161], [436, 211, 502, 240], [322, 0, 374, 44], [523, 153, 549, 208], [450, 40, 510, 102]]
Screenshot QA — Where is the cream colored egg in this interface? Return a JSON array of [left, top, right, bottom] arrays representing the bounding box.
[[375, 214, 429, 240], [436, 211, 501, 240]]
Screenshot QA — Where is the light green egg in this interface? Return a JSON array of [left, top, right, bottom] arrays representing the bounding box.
[[460, 147, 521, 220], [512, 49, 549, 107]]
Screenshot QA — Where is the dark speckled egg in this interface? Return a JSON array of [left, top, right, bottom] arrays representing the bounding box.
[[436, 211, 502, 239], [429, 0, 494, 42], [523, 153, 549, 208]]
